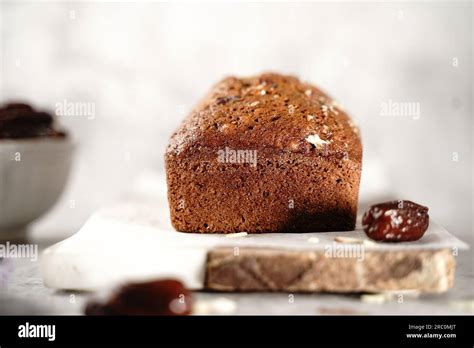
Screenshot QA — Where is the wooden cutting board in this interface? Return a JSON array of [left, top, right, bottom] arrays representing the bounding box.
[[40, 194, 468, 293]]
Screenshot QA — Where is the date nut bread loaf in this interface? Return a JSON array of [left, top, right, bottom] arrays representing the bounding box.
[[166, 73, 362, 233]]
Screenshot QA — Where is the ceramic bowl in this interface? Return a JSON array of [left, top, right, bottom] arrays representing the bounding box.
[[0, 138, 74, 240]]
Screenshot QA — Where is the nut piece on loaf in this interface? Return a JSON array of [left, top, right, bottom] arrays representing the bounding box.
[[165, 73, 362, 233]]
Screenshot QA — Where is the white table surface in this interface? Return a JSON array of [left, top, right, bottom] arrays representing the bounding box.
[[2, 178, 474, 315], [1, 233, 473, 316]]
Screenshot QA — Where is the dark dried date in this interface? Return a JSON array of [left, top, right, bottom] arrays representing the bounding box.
[[85, 279, 192, 316], [362, 200, 429, 242]]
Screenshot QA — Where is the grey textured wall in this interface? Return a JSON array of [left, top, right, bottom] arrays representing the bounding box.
[[1, 1, 472, 242]]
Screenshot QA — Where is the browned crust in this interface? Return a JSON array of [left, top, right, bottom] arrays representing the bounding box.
[[166, 73, 361, 160]]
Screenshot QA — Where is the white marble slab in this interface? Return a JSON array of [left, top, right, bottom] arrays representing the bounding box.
[[40, 194, 469, 291]]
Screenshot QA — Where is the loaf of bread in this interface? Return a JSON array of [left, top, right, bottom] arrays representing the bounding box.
[[166, 73, 362, 233]]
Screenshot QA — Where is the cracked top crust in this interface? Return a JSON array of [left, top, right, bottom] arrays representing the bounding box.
[[167, 72, 362, 162]]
